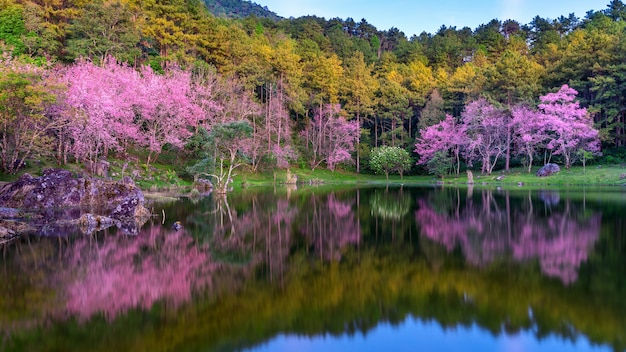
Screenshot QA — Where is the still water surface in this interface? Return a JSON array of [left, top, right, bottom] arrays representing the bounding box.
[[1, 185, 625, 351]]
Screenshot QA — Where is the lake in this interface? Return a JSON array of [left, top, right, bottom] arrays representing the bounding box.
[[1, 185, 625, 352]]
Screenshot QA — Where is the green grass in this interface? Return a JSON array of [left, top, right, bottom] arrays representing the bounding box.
[[440, 165, 626, 187], [237, 165, 626, 188], [3, 155, 626, 191]]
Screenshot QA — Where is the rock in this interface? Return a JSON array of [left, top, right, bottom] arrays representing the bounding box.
[[0, 169, 149, 236], [0, 225, 15, 238], [285, 169, 298, 185], [172, 221, 182, 231], [0, 168, 145, 219], [122, 176, 135, 186], [536, 163, 560, 177], [620, 173, 626, 180], [193, 178, 213, 192], [496, 175, 505, 181], [0, 207, 22, 218]]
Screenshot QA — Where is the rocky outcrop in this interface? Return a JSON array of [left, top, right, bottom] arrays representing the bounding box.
[[536, 163, 560, 177], [0, 169, 150, 236], [193, 178, 213, 192]]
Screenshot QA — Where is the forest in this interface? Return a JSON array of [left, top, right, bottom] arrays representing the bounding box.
[[1, 0, 626, 179]]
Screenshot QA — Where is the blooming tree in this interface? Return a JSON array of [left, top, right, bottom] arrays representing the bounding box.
[[60, 58, 142, 169], [302, 104, 359, 170], [462, 99, 508, 175], [510, 105, 551, 173], [369, 145, 412, 179], [60, 58, 219, 169], [415, 114, 467, 175], [538, 85, 600, 168], [134, 65, 207, 166]]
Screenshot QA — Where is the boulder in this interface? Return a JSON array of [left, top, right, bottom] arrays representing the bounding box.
[[193, 178, 213, 192], [0, 169, 146, 219], [0, 169, 150, 236], [536, 163, 560, 177], [0, 207, 22, 218]]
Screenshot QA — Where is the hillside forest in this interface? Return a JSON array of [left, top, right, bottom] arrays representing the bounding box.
[[1, 0, 626, 179]]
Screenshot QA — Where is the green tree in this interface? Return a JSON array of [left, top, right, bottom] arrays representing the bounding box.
[[67, 0, 141, 64], [369, 145, 412, 180], [0, 58, 61, 174], [0, 3, 25, 55], [188, 120, 253, 194], [426, 150, 453, 178], [341, 51, 377, 172], [482, 49, 544, 170]]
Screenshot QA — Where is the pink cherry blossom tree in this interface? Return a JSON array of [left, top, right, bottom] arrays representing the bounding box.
[[60, 58, 220, 170], [462, 99, 508, 175], [510, 105, 551, 173], [415, 114, 467, 175], [301, 104, 359, 171], [538, 85, 600, 168], [134, 65, 206, 166], [59, 58, 142, 170]]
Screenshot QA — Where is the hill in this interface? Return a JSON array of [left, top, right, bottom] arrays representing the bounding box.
[[202, 0, 281, 20]]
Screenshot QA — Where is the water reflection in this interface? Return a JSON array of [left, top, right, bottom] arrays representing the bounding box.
[[415, 188, 601, 284], [299, 193, 361, 261], [370, 188, 411, 220], [1, 186, 624, 352], [64, 224, 214, 321]]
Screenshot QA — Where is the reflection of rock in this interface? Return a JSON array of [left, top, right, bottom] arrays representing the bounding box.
[[536, 163, 560, 177], [0, 169, 150, 236], [538, 190, 560, 206], [0, 219, 34, 242]]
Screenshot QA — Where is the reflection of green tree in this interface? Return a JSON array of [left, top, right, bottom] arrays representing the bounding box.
[[369, 188, 411, 220]]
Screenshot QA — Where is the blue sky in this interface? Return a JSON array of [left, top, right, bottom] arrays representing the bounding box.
[[252, 0, 611, 37]]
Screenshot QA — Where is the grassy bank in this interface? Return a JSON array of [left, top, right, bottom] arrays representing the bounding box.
[[3, 158, 626, 192], [238, 165, 626, 188]]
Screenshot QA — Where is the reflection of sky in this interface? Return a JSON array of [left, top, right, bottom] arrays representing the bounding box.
[[247, 318, 610, 352]]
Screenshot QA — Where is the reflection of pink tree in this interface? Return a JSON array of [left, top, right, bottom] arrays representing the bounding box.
[[65, 225, 214, 321], [415, 192, 600, 284], [300, 193, 361, 261], [512, 214, 600, 285], [415, 199, 504, 266], [211, 197, 298, 281]]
